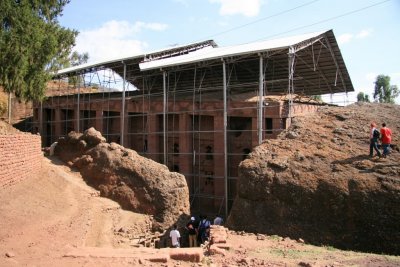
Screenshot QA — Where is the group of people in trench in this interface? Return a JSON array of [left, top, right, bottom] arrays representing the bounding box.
[[169, 214, 223, 248], [369, 122, 393, 158]]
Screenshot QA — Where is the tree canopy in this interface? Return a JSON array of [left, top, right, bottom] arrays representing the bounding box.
[[0, 0, 77, 101], [310, 95, 322, 102], [373, 75, 399, 104], [357, 92, 370, 102]]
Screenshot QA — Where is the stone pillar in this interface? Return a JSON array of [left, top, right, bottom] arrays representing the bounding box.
[[74, 108, 80, 132], [54, 108, 61, 138], [272, 118, 282, 138], [179, 113, 192, 187], [121, 110, 129, 147], [95, 109, 103, 133], [251, 117, 259, 148], [147, 114, 159, 162], [213, 113, 225, 211]]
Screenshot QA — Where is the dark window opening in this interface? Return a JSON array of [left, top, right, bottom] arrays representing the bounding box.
[[205, 172, 214, 185], [242, 148, 251, 160], [173, 165, 180, 172], [265, 118, 273, 134], [173, 143, 179, 154], [229, 117, 250, 137], [206, 145, 213, 160]]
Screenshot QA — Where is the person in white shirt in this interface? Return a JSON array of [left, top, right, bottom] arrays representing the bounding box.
[[169, 225, 181, 248]]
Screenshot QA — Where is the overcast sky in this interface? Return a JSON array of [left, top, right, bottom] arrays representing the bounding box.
[[58, 0, 400, 104]]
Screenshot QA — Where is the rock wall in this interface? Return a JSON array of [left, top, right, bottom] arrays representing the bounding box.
[[55, 128, 190, 230], [0, 91, 33, 123], [227, 103, 400, 255], [0, 133, 42, 189]]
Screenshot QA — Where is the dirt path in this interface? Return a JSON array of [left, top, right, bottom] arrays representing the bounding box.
[[0, 157, 151, 266]]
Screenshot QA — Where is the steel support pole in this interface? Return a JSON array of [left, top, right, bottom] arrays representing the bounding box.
[[222, 60, 228, 218], [8, 92, 11, 124], [163, 71, 167, 165], [39, 101, 43, 135], [288, 48, 295, 121], [258, 55, 264, 145], [121, 62, 127, 146], [77, 75, 80, 133]]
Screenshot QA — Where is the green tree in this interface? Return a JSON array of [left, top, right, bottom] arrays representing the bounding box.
[[373, 75, 399, 104], [49, 50, 89, 72], [357, 92, 370, 102], [70, 51, 89, 67], [310, 95, 322, 101], [67, 51, 89, 87], [0, 0, 77, 101]]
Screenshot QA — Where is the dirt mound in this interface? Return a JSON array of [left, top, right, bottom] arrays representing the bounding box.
[[227, 102, 400, 255], [0, 120, 20, 134], [55, 127, 190, 231]]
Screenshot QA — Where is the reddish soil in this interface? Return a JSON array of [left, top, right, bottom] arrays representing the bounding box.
[[0, 157, 398, 266], [228, 102, 400, 255], [1, 103, 400, 266]]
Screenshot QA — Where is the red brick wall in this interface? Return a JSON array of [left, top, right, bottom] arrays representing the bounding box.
[[0, 134, 42, 188]]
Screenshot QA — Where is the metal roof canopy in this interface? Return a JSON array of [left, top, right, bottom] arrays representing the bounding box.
[[52, 30, 353, 96]]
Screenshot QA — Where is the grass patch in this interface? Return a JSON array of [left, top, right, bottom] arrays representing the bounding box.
[[201, 256, 213, 266], [323, 245, 338, 251], [252, 247, 322, 260], [268, 235, 282, 241]]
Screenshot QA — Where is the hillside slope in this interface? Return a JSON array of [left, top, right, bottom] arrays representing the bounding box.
[[227, 102, 400, 255]]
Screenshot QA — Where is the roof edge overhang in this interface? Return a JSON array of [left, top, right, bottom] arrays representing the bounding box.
[[52, 39, 217, 77]]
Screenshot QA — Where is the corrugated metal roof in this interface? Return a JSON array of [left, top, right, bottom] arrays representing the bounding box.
[[53, 39, 217, 76], [140, 31, 325, 71], [51, 30, 354, 96]]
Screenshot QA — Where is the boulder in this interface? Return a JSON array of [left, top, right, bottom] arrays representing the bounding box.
[[55, 127, 190, 230]]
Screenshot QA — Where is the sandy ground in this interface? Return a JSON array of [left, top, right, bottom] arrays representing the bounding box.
[[1, 156, 399, 267], [0, 156, 154, 266]]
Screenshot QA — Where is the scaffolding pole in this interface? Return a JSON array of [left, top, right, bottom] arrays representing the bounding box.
[[39, 101, 43, 135], [258, 55, 264, 145], [8, 92, 11, 124], [288, 48, 295, 121], [121, 62, 127, 146], [77, 77, 81, 133], [222, 60, 228, 218], [163, 70, 167, 165]]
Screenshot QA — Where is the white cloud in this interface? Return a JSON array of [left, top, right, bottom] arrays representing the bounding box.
[[337, 33, 353, 45], [390, 72, 400, 79], [356, 29, 372, 39], [209, 0, 262, 17], [338, 29, 373, 45], [365, 72, 378, 82], [136, 22, 168, 31], [75, 20, 168, 63], [172, 0, 189, 6]]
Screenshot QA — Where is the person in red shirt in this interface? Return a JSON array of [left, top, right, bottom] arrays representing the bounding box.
[[380, 122, 392, 157]]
